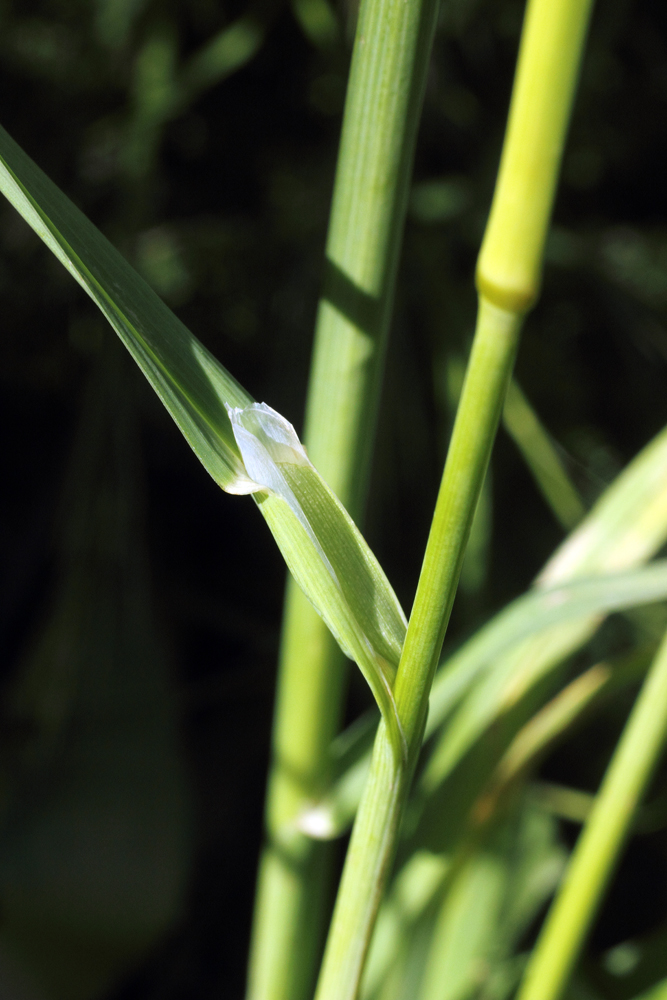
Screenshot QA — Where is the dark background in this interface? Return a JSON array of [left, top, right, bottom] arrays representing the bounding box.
[[1, 0, 667, 996]]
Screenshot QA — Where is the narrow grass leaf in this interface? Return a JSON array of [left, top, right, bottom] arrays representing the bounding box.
[[424, 424, 667, 792], [503, 379, 585, 531], [0, 125, 408, 759], [428, 560, 667, 736], [0, 123, 253, 493], [304, 560, 667, 837]]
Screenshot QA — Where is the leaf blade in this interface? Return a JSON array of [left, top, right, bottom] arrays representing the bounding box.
[[0, 123, 252, 493], [0, 126, 409, 757]]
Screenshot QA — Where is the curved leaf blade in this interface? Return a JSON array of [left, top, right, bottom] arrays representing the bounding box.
[[0, 126, 409, 758], [0, 123, 252, 493]]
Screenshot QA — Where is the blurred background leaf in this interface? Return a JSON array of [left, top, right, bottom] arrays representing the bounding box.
[[0, 337, 191, 998]]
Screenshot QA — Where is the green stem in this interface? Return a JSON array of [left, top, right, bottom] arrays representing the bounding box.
[[245, 0, 439, 992], [304, 0, 439, 511], [395, 302, 522, 753], [247, 584, 345, 1000], [314, 302, 522, 1000], [517, 625, 667, 1000], [314, 0, 595, 993], [476, 0, 595, 311]]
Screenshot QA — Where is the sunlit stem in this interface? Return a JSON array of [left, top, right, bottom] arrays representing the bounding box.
[[313, 0, 595, 994], [314, 302, 522, 1000], [517, 625, 667, 1000], [476, 0, 595, 311]]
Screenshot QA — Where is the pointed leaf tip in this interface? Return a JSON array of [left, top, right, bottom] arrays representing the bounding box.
[[0, 121, 408, 762]]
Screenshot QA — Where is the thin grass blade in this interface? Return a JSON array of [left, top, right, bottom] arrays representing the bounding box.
[[0, 125, 408, 755], [0, 123, 252, 493]]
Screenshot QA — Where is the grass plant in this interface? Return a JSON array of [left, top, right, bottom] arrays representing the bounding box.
[[2, 0, 667, 998], [517, 624, 667, 1000]]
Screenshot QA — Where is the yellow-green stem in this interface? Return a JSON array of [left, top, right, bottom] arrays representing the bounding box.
[[314, 0, 595, 993], [476, 0, 595, 311], [314, 301, 522, 1000], [517, 625, 667, 1000], [395, 302, 521, 754]]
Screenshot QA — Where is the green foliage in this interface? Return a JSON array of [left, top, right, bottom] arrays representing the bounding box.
[[2, 0, 667, 999], [0, 127, 409, 757]]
